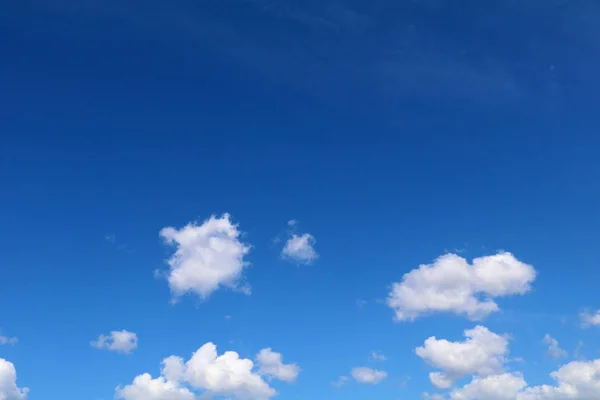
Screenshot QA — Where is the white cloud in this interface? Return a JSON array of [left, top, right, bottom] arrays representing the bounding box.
[[171, 343, 276, 399], [116, 374, 194, 400], [118, 342, 296, 400], [331, 376, 349, 387], [0, 359, 28, 400], [91, 330, 138, 354], [543, 334, 568, 359], [160, 213, 251, 300], [423, 393, 446, 400], [387, 252, 536, 321], [416, 326, 509, 388], [449, 359, 600, 400], [573, 341, 584, 360], [580, 309, 600, 328], [161, 356, 186, 383], [450, 373, 527, 400], [430, 372, 454, 389], [351, 367, 388, 384], [519, 359, 600, 399], [370, 351, 387, 361], [281, 233, 318, 265], [256, 348, 300, 383], [0, 336, 17, 346]]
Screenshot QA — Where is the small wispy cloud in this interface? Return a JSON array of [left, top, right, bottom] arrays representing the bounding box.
[[370, 351, 387, 361], [351, 367, 388, 384], [331, 376, 349, 388], [543, 334, 568, 359], [281, 233, 318, 264], [580, 309, 600, 327], [104, 233, 134, 253], [0, 335, 18, 346], [91, 330, 138, 355], [280, 220, 318, 265], [573, 340, 585, 360]]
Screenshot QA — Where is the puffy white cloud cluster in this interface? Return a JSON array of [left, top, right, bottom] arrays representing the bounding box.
[[416, 326, 509, 388], [450, 359, 600, 399], [451, 372, 527, 400], [91, 330, 138, 354], [518, 359, 600, 399], [117, 374, 194, 400], [0, 359, 28, 400], [116, 343, 298, 400], [417, 326, 600, 399], [160, 214, 251, 300], [387, 252, 536, 321]]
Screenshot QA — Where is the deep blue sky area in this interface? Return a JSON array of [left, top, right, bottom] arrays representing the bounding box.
[[1, 1, 600, 400]]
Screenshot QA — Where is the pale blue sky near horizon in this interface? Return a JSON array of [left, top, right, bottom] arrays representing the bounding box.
[[1, 1, 600, 399]]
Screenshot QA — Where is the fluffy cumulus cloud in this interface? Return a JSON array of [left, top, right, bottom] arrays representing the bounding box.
[[351, 367, 388, 384], [0, 359, 28, 400], [281, 233, 318, 264], [580, 309, 600, 327], [543, 334, 568, 359], [519, 359, 600, 399], [416, 326, 509, 388], [450, 358, 600, 400], [256, 348, 300, 383], [91, 330, 138, 354], [450, 373, 527, 400], [160, 214, 251, 300], [387, 252, 536, 321], [117, 342, 297, 400], [117, 374, 194, 400]]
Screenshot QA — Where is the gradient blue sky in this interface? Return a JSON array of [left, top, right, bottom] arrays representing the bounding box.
[[2, 1, 600, 399]]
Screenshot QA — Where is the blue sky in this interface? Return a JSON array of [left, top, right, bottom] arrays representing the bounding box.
[[1, 1, 600, 399]]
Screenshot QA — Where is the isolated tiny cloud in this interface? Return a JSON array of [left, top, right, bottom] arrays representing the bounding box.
[[387, 252, 536, 321], [0, 335, 18, 346], [331, 376, 349, 387], [543, 334, 568, 359], [91, 330, 138, 355], [0, 359, 29, 400], [355, 300, 368, 311], [580, 309, 600, 327], [116, 342, 298, 400], [416, 326, 509, 388], [370, 351, 387, 361], [160, 213, 251, 300], [351, 367, 388, 384], [279, 220, 318, 265], [256, 348, 300, 383]]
